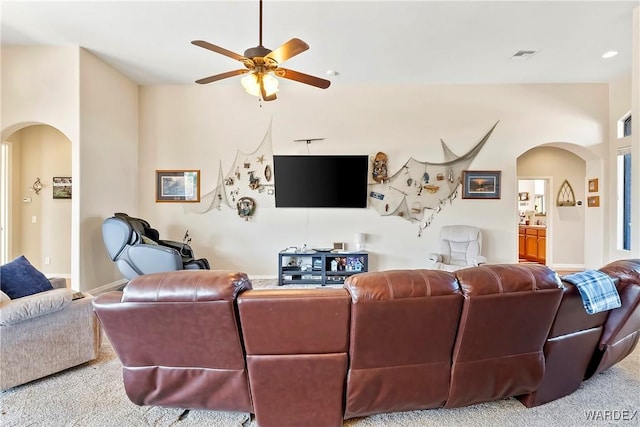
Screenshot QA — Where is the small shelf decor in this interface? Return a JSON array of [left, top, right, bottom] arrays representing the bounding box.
[[556, 180, 576, 206], [155, 170, 200, 202]]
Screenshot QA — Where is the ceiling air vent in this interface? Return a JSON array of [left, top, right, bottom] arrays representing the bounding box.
[[510, 50, 538, 60]]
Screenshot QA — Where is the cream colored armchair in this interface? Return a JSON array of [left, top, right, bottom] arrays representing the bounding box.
[[0, 278, 101, 390], [427, 225, 487, 272]]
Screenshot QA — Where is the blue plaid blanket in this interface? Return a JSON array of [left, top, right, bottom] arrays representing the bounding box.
[[563, 270, 621, 315]]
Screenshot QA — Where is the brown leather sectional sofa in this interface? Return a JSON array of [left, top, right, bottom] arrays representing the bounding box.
[[93, 259, 640, 427]]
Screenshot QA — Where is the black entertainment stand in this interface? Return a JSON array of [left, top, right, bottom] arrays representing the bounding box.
[[277, 250, 368, 286]]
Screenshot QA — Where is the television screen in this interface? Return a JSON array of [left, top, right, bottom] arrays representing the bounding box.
[[273, 155, 369, 208]]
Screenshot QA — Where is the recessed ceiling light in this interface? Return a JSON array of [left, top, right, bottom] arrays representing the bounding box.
[[602, 51, 618, 59], [326, 70, 339, 76]]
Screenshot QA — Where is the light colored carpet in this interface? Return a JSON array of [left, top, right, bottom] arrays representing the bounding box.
[[1, 279, 638, 427]]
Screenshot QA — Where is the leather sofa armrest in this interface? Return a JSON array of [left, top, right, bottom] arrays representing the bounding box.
[[122, 270, 252, 302]]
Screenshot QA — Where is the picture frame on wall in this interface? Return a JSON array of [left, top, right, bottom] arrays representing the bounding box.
[[587, 195, 600, 207], [155, 170, 200, 202], [588, 178, 598, 193], [52, 177, 72, 199], [462, 170, 501, 199]]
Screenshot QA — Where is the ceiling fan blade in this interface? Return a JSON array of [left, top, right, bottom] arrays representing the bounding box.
[[195, 69, 249, 85], [276, 68, 331, 89], [192, 40, 246, 62], [265, 38, 309, 65]]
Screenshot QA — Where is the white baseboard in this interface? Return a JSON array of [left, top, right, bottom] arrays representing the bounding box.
[[88, 279, 128, 295]]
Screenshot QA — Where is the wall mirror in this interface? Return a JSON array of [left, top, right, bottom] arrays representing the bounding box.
[[518, 179, 547, 216]]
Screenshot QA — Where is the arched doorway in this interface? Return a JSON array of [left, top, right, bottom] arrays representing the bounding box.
[[517, 144, 596, 271], [1, 124, 72, 279]]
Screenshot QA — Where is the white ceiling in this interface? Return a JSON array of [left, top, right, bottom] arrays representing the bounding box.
[[1, 0, 638, 88]]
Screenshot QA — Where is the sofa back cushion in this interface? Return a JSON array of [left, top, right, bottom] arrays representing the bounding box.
[[237, 288, 350, 427], [446, 264, 562, 408], [93, 270, 253, 413], [343, 269, 463, 418]]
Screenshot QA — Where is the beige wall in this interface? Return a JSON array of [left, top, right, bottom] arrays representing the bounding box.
[[2, 46, 139, 291], [7, 125, 72, 275], [78, 49, 139, 288], [3, 27, 638, 287], [138, 83, 608, 275]]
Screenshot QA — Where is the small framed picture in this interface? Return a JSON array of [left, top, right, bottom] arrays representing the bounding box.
[[588, 178, 598, 193], [52, 177, 72, 199], [462, 170, 501, 199], [518, 192, 529, 201], [155, 170, 200, 202], [587, 195, 600, 207]]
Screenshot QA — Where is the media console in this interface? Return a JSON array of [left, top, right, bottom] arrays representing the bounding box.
[[278, 250, 368, 286]]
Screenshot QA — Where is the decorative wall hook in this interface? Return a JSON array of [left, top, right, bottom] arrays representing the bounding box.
[[31, 178, 43, 194]]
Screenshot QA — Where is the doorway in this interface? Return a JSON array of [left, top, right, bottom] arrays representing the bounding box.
[[2, 125, 72, 276], [517, 178, 550, 265]]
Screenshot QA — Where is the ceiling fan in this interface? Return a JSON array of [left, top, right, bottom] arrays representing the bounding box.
[[192, 0, 331, 101]]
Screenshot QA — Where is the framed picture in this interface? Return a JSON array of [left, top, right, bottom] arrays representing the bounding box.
[[462, 170, 501, 199], [518, 192, 529, 201], [588, 178, 598, 193], [155, 170, 200, 202], [52, 177, 72, 199], [587, 195, 600, 207]]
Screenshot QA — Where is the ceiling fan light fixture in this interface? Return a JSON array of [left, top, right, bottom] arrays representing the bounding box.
[[241, 72, 279, 98], [192, 0, 330, 100], [262, 73, 279, 96]]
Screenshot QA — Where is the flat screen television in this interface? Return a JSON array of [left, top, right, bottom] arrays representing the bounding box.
[[273, 155, 369, 208]]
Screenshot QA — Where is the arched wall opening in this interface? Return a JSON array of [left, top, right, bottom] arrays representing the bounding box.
[[2, 122, 73, 279], [517, 142, 604, 270]]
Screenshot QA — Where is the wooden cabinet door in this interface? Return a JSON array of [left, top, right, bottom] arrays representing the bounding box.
[[518, 233, 526, 258], [525, 235, 538, 261], [537, 236, 546, 264]]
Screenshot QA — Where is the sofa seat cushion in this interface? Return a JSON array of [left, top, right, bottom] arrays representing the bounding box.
[[0, 288, 72, 325], [0, 256, 54, 299]]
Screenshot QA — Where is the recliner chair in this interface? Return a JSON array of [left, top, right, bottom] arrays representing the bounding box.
[[427, 225, 487, 272], [102, 213, 210, 280]]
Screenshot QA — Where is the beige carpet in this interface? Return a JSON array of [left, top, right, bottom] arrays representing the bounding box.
[[1, 280, 638, 427]]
